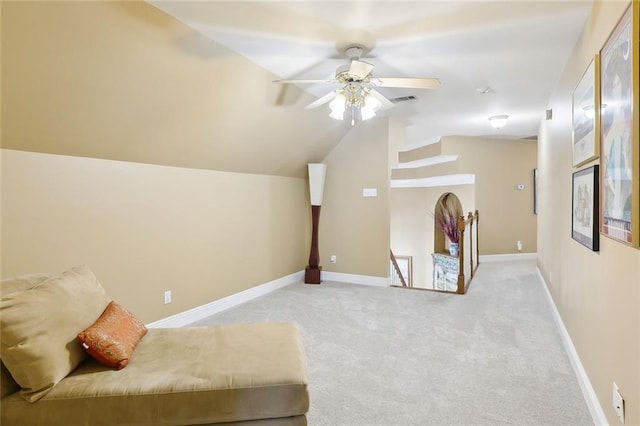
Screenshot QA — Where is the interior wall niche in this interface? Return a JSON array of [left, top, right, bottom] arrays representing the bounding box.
[[433, 192, 463, 254]]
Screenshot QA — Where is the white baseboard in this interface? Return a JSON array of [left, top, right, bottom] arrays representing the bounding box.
[[479, 253, 537, 262], [536, 268, 607, 425], [322, 271, 388, 287], [146, 270, 304, 328]]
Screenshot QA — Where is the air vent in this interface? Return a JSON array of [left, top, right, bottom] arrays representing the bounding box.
[[389, 95, 417, 103]]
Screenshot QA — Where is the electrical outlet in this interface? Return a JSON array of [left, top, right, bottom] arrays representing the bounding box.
[[517, 240, 523, 251], [613, 382, 625, 424], [330, 255, 337, 264], [164, 290, 172, 304]]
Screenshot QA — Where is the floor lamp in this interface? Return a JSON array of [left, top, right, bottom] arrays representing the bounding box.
[[305, 163, 326, 284]]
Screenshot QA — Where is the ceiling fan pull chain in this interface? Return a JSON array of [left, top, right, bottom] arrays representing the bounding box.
[[351, 104, 356, 126]]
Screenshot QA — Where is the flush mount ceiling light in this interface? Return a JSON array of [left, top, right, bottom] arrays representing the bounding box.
[[488, 114, 509, 129]]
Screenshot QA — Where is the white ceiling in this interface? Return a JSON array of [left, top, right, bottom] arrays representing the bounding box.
[[148, 0, 593, 150]]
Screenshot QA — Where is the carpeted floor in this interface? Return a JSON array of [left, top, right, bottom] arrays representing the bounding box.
[[192, 259, 593, 425]]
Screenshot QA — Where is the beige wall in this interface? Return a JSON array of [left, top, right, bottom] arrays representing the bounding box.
[[0, 0, 320, 324], [539, 1, 639, 424], [0, 1, 348, 178], [1, 149, 308, 324], [441, 136, 538, 254], [391, 184, 475, 287], [0, 0, 392, 322], [319, 119, 391, 278]]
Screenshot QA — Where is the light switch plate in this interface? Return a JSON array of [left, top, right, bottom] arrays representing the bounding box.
[[363, 188, 377, 197]]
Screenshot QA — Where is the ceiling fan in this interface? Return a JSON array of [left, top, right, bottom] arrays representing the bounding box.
[[274, 46, 440, 124]]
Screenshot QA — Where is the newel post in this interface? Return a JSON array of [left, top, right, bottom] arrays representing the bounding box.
[[456, 215, 466, 294], [305, 164, 327, 284]]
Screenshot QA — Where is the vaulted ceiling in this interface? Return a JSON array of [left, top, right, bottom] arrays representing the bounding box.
[[149, 1, 594, 149], [2, 1, 594, 178]]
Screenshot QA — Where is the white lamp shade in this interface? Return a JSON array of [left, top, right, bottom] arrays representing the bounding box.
[[364, 94, 382, 112], [308, 163, 327, 206], [361, 108, 376, 121], [360, 95, 380, 121], [329, 93, 346, 112]]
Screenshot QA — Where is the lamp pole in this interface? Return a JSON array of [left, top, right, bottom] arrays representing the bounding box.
[[305, 164, 326, 284]]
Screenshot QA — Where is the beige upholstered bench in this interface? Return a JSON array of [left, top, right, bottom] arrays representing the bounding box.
[[1, 267, 309, 425]]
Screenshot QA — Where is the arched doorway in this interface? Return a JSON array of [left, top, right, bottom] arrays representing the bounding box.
[[433, 192, 463, 255]]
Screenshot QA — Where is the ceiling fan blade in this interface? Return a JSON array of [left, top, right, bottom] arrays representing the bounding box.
[[348, 60, 374, 79], [368, 89, 395, 111], [373, 77, 440, 89], [305, 91, 337, 109], [274, 79, 337, 84]]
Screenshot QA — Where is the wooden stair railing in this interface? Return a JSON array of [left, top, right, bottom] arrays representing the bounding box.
[[389, 250, 407, 287], [456, 210, 480, 294]]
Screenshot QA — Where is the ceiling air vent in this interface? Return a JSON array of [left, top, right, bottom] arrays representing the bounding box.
[[389, 95, 417, 104]]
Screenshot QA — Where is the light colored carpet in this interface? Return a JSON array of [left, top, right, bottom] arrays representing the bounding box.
[[192, 259, 593, 425]]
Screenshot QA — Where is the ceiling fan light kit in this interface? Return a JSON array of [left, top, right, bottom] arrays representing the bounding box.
[[329, 93, 346, 119], [274, 45, 440, 125], [328, 83, 382, 124], [362, 95, 382, 120], [488, 114, 509, 129]]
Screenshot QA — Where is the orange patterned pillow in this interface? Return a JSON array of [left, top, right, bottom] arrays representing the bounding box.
[[77, 301, 148, 370]]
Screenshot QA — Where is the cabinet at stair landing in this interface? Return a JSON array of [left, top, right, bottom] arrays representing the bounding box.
[[431, 253, 458, 291]]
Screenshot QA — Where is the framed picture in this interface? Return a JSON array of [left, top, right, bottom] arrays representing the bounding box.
[[572, 165, 599, 251], [572, 56, 600, 167], [533, 168, 539, 214], [599, 3, 639, 247]]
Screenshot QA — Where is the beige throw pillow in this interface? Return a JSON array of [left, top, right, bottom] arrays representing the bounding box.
[[0, 273, 53, 296], [1, 272, 53, 399], [0, 265, 110, 402]]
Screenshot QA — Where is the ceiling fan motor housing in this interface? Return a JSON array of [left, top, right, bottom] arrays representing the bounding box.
[[345, 46, 365, 59]]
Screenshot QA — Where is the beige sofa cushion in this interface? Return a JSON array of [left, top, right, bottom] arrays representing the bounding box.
[[1, 323, 309, 425], [0, 265, 110, 402], [0, 273, 53, 296], [0, 272, 53, 398]]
